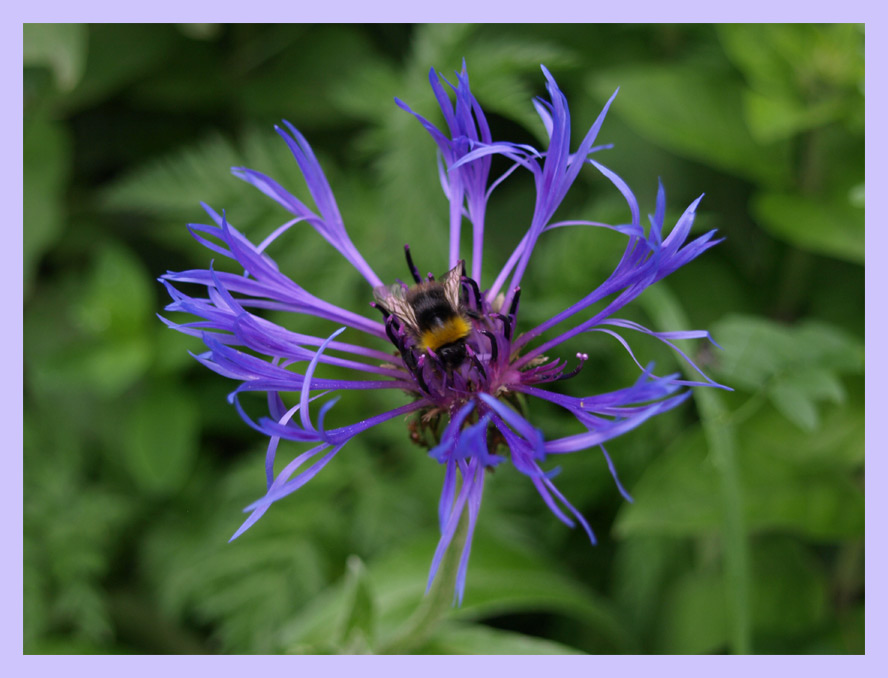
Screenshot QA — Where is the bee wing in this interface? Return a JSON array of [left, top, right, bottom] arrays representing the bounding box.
[[373, 283, 420, 334], [441, 262, 464, 311]]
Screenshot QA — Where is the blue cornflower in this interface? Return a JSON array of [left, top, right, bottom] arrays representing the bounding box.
[[161, 64, 724, 604]]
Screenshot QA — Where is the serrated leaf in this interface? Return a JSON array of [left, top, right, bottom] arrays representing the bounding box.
[[751, 191, 864, 264], [25, 408, 136, 645], [100, 132, 244, 216], [100, 125, 333, 251], [237, 25, 382, 126]]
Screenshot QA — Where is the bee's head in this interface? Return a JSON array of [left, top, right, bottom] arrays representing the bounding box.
[[437, 342, 467, 370]]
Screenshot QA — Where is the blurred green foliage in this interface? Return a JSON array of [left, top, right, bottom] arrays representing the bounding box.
[[23, 24, 864, 654]]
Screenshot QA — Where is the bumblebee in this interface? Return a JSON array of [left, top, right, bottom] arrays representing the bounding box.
[[373, 262, 472, 370]]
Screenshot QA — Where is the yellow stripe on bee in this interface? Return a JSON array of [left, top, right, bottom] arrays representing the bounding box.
[[419, 316, 471, 352]]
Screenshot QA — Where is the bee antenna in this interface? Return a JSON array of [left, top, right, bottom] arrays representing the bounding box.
[[404, 244, 422, 284]]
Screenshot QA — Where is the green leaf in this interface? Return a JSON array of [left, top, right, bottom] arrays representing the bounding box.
[[719, 25, 861, 143], [742, 397, 864, 469], [612, 536, 693, 643], [751, 191, 864, 264], [452, 534, 635, 653], [750, 538, 828, 636], [60, 244, 154, 396], [25, 637, 124, 655], [175, 23, 223, 41], [656, 568, 728, 653], [42, 337, 153, 398], [23, 116, 71, 296], [589, 61, 792, 187], [280, 530, 636, 654], [62, 24, 178, 110], [655, 538, 829, 653], [76, 245, 153, 337], [23, 23, 88, 90], [123, 382, 199, 494], [25, 242, 157, 400], [743, 89, 844, 144], [769, 368, 844, 431], [336, 556, 377, 652], [615, 408, 864, 540], [718, 24, 864, 96], [712, 315, 863, 431], [419, 622, 585, 654], [613, 428, 719, 538]]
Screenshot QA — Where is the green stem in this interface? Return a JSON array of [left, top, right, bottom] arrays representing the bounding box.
[[641, 284, 752, 654], [377, 514, 468, 654]]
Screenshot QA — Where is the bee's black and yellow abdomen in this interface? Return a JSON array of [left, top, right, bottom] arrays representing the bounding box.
[[419, 316, 471, 353], [402, 280, 471, 369]]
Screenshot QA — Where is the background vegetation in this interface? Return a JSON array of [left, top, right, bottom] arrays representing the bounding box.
[[23, 24, 864, 654]]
